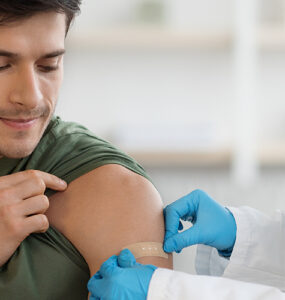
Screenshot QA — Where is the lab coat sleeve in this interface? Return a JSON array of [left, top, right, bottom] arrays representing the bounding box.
[[147, 268, 285, 300], [195, 244, 229, 276], [196, 206, 285, 290]]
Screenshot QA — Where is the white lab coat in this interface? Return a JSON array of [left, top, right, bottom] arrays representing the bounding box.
[[147, 206, 285, 299]]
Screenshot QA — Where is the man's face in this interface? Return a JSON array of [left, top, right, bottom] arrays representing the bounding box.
[[0, 12, 66, 159]]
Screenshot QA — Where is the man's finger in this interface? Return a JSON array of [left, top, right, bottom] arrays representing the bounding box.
[[23, 214, 49, 235], [0, 170, 67, 193], [17, 195, 50, 216], [164, 225, 200, 253], [5, 179, 45, 201], [4, 174, 66, 201], [34, 171, 67, 191]]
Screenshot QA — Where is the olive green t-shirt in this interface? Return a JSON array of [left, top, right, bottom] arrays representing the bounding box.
[[0, 115, 151, 300]]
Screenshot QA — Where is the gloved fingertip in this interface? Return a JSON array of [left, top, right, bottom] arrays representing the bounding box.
[[118, 248, 136, 268], [87, 271, 102, 294], [163, 240, 174, 253], [87, 271, 100, 289], [99, 255, 118, 277], [164, 235, 184, 253]]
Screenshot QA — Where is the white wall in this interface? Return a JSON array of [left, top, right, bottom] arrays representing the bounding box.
[[58, 0, 285, 151], [58, 49, 233, 150]]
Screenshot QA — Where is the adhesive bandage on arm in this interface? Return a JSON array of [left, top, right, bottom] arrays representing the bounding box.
[[122, 242, 168, 259]]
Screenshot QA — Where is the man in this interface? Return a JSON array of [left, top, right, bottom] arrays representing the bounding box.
[[0, 1, 172, 299], [89, 189, 285, 299]]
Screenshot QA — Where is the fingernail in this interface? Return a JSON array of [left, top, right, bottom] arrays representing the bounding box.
[[60, 179, 67, 186]]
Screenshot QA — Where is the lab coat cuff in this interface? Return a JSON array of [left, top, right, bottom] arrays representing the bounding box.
[[195, 244, 229, 276], [226, 206, 252, 266], [148, 268, 209, 299], [147, 268, 173, 300]]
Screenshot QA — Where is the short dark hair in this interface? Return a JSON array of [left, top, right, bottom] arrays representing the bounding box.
[[0, 0, 82, 34]]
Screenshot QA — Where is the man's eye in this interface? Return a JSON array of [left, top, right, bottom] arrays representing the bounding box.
[[0, 64, 10, 71], [38, 65, 59, 72]]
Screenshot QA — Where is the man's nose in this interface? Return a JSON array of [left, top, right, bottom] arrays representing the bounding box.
[[10, 66, 44, 109]]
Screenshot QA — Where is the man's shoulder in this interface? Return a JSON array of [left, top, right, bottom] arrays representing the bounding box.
[[46, 163, 171, 275]]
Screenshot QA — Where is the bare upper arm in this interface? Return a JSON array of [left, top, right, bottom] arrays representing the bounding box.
[[46, 164, 173, 276]]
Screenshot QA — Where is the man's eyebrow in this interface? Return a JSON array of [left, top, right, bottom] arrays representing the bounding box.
[[41, 49, 65, 59], [0, 49, 66, 59], [0, 50, 18, 58]]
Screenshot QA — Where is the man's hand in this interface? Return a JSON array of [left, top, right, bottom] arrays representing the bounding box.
[[164, 189, 237, 255], [87, 249, 157, 300], [0, 170, 67, 267]]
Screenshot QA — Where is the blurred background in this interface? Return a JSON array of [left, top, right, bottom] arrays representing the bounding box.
[[56, 0, 285, 274]]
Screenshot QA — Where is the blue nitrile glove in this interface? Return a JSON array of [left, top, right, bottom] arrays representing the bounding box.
[[87, 249, 157, 300], [164, 189, 237, 256]]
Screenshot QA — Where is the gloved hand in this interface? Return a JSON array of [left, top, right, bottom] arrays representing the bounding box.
[[163, 189, 237, 256], [87, 249, 157, 300]]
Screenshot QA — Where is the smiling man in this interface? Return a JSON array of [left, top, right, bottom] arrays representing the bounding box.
[[0, 2, 172, 299]]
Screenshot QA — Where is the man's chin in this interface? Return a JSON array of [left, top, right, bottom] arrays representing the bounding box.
[[0, 115, 53, 159], [0, 143, 37, 159]]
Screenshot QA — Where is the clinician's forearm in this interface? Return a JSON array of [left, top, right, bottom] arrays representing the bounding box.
[[196, 207, 285, 290], [223, 207, 285, 290]]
